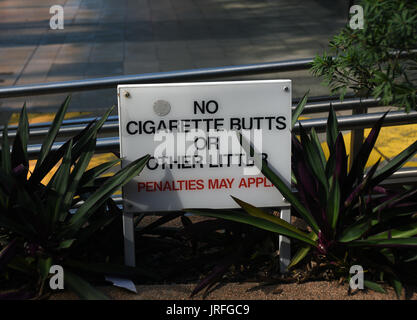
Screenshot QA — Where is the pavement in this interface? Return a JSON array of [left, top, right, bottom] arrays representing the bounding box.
[[1, 1, 415, 168], [0, 0, 348, 119]]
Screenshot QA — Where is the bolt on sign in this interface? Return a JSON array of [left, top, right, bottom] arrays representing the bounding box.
[[117, 80, 292, 212]]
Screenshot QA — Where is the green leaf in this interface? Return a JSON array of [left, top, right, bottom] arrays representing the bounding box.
[[367, 222, 417, 240], [310, 128, 326, 168], [71, 105, 115, 161], [29, 105, 113, 187], [326, 104, 338, 154], [372, 188, 417, 215], [38, 257, 52, 280], [64, 154, 150, 236], [338, 219, 371, 243], [391, 277, 403, 299], [35, 96, 71, 170], [326, 178, 340, 230], [338, 188, 417, 243], [64, 270, 110, 300], [288, 246, 311, 270], [300, 125, 329, 191], [262, 161, 320, 233], [380, 248, 395, 264], [348, 238, 417, 248], [372, 140, 417, 186], [57, 239, 76, 249], [187, 208, 318, 247], [60, 135, 96, 219], [29, 121, 94, 186], [232, 196, 316, 242], [72, 200, 118, 246], [238, 132, 320, 234], [288, 232, 318, 269], [344, 158, 381, 208], [1, 123, 11, 174], [299, 124, 328, 190], [291, 171, 297, 185], [291, 90, 309, 128], [78, 159, 120, 187], [47, 139, 73, 230], [364, 280, 386, 294], [404, 253, 417, 263], [347, 112, 387, 185], [11, 103, 29, 171]]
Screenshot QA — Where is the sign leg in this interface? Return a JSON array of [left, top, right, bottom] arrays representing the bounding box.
[[123, 212, 136, 267], [279, 208, 291, 273]]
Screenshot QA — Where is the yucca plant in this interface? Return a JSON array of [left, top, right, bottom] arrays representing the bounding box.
[[0, 97, 153, 300], [188, 101, 417, 297]]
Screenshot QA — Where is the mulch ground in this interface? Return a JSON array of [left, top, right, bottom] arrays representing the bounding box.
[[50, 281, 417, 300]]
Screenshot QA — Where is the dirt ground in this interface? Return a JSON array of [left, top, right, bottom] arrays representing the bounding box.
[[49, 216, 417, 300], [50, 281, 417, 300]]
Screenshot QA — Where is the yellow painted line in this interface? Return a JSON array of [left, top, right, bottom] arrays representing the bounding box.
[[8, 111, 91, 126], [321, 123, 417, 168], [28, 153, 120, 193], [11, 111, 121, 194], [20, 113, 416, 192]]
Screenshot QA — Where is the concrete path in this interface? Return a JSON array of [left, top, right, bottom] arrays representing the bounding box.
[[0, 0, 348, 117]]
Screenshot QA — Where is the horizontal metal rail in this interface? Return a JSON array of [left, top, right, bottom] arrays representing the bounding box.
[[382, 167, 417, 186], [2, 96, 384, 138], [9, 120, 120, 139], [2, 53, 415, 213], [1, 93, 359, 131], [27, 136, 119, 157], [2, 49, 415, 99], [299, 97, 381, 114], [23, 110, 417, 158], [2, 114, 120, 131], [0, 58, 313, 99], [293, 110, 417, 133]]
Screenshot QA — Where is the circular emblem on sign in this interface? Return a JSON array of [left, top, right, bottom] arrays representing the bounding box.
[[153, 100, 171, 116]]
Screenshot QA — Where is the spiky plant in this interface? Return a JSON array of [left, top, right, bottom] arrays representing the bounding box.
[[188, 101, 417, 297], [0, 97, 155, 299]]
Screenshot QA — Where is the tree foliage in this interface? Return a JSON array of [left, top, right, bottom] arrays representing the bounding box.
[[311, 0, 417, 111]]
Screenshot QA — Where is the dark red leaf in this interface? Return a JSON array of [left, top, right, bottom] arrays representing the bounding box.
[[346, 112, 387, 187]]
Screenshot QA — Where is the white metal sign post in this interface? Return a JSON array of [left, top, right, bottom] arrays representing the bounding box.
[[117, 80, 292, 272]]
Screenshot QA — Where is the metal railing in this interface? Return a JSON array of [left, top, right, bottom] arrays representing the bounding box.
[[3, 96, 385, 139], [22, 110, 417, 188], [17, 109, 417, 154], [1, 49, 415, 99], [1, 57, 416, 186], [0, 58, 313, 98]]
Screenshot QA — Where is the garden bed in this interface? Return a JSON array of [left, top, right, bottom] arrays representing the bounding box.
[[49, 281, 417, 300]]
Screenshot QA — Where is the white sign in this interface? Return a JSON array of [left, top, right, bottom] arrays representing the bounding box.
[[117, 80, 291, 212]]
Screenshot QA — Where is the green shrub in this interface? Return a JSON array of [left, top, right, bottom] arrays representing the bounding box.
[[311, 0, 417, 111], [0, 97, 152, 299], [188, 101, 417, 297]]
